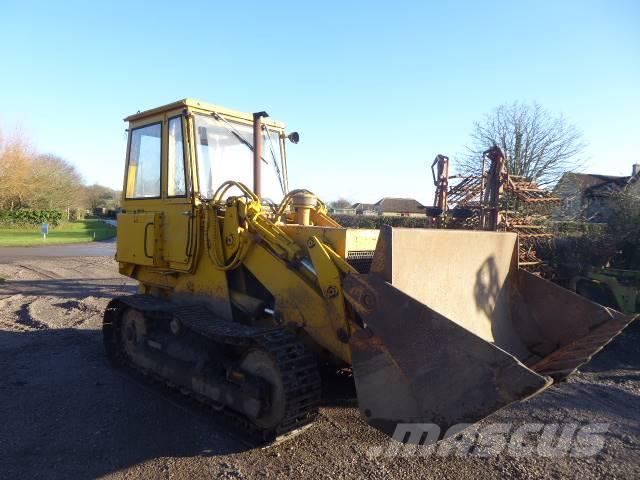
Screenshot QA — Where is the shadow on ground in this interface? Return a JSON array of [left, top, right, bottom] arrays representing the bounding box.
[[0, 327, 253, 479], [4, 278, 134, 298], [0, 324, 360, 480]]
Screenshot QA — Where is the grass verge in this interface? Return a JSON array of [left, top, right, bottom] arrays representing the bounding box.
[[0, 219, 116, 247]]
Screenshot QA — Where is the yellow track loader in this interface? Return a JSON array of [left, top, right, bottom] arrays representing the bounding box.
[[105, 99, 637, 443]]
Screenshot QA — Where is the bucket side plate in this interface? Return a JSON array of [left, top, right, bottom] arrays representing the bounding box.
[[344, 273, 551, 441]]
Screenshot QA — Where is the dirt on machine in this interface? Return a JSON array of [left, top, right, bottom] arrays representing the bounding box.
[[104, 99, 638, 444]]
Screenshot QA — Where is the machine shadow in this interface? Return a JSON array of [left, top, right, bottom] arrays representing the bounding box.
[[472, 254, 640, 369], [473, 255, 520, 350], [0, 326, 359, 479], [318, 367, 358, 406], [1, 278, 136, 299], [0, 327, 257, 479], [583, 318, 640, 372]]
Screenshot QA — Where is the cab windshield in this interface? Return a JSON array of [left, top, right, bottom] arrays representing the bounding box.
[[193, 113, 286, 202]]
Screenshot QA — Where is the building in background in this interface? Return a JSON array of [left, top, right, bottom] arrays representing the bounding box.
[[347, 198, 425, 217], [329, 206, 357, 215], [554, 163, 640, 221], [351, 203, 377, 215]]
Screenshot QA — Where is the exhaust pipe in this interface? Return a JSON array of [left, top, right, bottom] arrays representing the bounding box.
[[253, 111, 269, 198]]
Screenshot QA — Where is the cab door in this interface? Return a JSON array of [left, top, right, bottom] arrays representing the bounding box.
[[161, 113, 197, 271], [117, 119, 167, 268]]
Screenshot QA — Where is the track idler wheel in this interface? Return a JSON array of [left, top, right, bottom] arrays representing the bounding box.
[[239, 349, 286, 430]]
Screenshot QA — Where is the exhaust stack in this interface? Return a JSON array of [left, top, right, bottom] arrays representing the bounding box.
[[252, 111, 269, 197]]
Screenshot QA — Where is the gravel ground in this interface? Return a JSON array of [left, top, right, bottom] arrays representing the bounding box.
[[0, 256, 638, 479]]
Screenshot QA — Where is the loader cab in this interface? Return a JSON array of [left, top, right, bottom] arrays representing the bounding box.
[[117, 99, 290, 272]]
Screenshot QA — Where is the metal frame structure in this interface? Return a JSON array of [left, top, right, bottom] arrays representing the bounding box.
[[428, 147, 561, 270]]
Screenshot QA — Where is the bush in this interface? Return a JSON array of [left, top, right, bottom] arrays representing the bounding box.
[[68, 208, 86, 222], [549, 220, 606, 237], [544, 192, 640, 276], [0, 209, 64, 227]]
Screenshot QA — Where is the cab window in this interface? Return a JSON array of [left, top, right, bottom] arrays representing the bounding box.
[[126, 122, 162, 198], [193, 113, 285, 201], [167, 116, 187, 197]]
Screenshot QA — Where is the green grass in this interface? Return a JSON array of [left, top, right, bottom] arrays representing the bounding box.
[[0, 219, 116, 247]]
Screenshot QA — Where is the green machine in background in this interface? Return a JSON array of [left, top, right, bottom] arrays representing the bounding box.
[[573, 267, 640, 315]]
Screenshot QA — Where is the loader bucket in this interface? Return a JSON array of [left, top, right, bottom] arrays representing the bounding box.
[[343, 226, 637, 442]]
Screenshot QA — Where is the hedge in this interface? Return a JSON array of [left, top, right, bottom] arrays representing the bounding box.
[[548, 220, 607, 237], [0, 209, 64, 227], [331, 214, 431, 229]]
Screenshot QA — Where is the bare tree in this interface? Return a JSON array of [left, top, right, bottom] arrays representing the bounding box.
[[329, 198, 352, 209], [461, 102, 585, 187]]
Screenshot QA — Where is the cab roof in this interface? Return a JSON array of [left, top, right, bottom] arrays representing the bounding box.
[[124, 98, 286, 129]]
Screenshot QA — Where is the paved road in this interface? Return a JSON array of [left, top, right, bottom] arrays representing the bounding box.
[[0, 237, 116, 260]]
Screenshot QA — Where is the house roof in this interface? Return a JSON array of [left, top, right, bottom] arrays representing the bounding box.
[[583, 175, 631, 197], [352, 202, 376, 211], [373, 197, 425, 214]]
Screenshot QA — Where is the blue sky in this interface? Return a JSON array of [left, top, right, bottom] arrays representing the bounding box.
[[1, 1, 638, 204]]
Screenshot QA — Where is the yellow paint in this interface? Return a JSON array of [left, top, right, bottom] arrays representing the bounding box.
[[116, 100, 377, 365]]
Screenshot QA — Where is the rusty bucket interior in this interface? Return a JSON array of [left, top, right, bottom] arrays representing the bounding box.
[[343, 226, 636, 441]]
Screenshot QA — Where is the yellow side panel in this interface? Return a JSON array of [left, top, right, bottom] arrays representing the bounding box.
[[162, 203, 195, 269], [242, 243, 352, 364], [116, 212, 159, 267], [279, 225, 379, 257]]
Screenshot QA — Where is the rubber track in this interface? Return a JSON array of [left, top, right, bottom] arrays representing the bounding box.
[[103, 294, 321, 443]]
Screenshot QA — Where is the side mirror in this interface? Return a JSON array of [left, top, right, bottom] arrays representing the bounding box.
[[287, 132, 300, 144]]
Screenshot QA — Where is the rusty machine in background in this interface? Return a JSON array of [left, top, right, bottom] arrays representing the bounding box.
[[427, 147, 560, 271]]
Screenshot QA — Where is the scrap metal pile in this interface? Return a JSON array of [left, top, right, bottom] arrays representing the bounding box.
[[428, 147, 560, 271]]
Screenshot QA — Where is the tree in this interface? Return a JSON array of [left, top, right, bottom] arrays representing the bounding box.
[[0, 128, 89, 214], [84, 184, 119, 210], [0, 125, 120, 222], [461, 102, 585, 187], [0, 130, 34, 210], [329, 198, 352, 209], [30, 154, 85, 211]]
